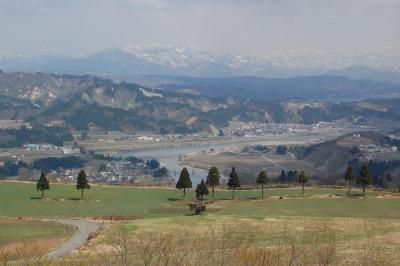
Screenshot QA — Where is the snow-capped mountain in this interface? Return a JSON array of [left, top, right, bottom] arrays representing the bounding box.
[[124, 44, 217, 69], [0, 45, 399, 82]]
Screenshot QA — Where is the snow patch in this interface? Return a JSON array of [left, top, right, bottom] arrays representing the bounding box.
[[139, 88, 163, 98]]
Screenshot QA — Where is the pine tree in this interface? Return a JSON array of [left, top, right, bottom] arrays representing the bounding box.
[[196, 179, 209, 202], [279, 169, 287, 183], [256, 170, 269, 199], [357, 163, 372, 195], [383, 173, 392, 189], [176, 167, 192, 199], [344, 165, 355, 196], [228, 166, 240, 199], [76, 169, 90, 200], [296, 171, 309, 197], [396, 173, 400, 193], [36, 172, 50, 199], [206, 166, 220, 199]]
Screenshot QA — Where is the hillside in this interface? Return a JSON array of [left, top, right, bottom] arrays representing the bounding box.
[[1, 72, 400, 134], [291, 131, 400, 183], [0, 72, 290, 133], [122, 75, 400, 102]]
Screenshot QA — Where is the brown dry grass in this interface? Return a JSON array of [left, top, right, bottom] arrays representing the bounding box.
[[0, 218, 75, 262], [41, 215, 400, 266]]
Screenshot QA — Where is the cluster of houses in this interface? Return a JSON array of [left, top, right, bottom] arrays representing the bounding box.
[[92, 160, 150, 184], [24, 144, 80, 154], [359, 144, 398, 153], [224, 123, 313, 137], [114, 133, 203, 142]]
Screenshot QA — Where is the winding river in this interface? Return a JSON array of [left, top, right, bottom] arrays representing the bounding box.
[[123, 131, 344, 185]]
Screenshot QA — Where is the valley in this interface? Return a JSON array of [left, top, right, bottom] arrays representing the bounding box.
[[1, 1, 399, 265]]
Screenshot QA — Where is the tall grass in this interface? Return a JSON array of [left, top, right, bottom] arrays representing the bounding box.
[[20, 220, 398, 266]]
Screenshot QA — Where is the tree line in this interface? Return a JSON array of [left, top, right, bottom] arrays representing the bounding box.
[[176, 162, 386, 200], [0, 156, 85, 177], [0, 125, 73, 148], [176, 166, 311, 200]]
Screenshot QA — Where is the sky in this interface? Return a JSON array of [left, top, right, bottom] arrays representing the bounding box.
[[0, 0, 399, 55]]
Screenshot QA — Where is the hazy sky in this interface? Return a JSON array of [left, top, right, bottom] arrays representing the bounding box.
[[0, 0, 399, 55]]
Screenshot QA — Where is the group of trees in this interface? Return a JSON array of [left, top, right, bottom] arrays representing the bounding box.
[[278, 170, 300, 184], [344, 163, 373, 195], [0, 156, 85, 178], [0, 125, 73, 148], [36, 170, 90, 199], [176, 166, 311, 200], [176, 166, 242, 200]]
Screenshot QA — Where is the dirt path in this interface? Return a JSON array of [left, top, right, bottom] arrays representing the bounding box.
[[45, 219, 100, 258]]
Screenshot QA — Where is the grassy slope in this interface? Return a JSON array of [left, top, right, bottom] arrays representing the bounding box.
[[0, 218, 75, 260], [2, 181, 400, 264], [0, 181, 398, 219]]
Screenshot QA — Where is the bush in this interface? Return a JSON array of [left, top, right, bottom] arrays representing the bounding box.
[[276, 145, 288, 154]]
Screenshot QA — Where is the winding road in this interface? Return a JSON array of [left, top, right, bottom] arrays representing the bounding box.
[[45, 219, 100, 258]]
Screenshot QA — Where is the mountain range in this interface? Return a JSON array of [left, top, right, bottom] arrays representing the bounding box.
[[1, 45, 399, 83]]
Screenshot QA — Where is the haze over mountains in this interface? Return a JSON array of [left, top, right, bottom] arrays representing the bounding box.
[[1, 45, 399, 83]]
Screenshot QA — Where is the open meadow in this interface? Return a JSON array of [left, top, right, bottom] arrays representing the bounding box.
[[1, 181, 400, 265]]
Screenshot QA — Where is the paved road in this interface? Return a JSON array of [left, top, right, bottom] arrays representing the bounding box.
[[45, 219, 100, 258]]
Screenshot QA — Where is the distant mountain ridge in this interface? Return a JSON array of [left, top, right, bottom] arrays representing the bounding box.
[[119, 75, 400, 102], [1, 45, 399, 83]]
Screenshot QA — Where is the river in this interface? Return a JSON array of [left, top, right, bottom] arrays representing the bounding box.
[[122, 131, 345, 185]]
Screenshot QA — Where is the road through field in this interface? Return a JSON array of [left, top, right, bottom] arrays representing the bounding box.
[[45, 219, 100, 258]]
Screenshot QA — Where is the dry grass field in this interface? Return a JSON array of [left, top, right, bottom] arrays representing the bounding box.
[[0, 218, 75, 261]]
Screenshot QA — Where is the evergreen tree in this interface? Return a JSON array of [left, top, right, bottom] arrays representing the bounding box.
[[196, 179, 209, 202], [206, 166, 220, 199], [357, 163, 372, 195], [228, 166, 240, 199], [36, 172, 50, 199], [398, 176, 400, 193], [383, 173, 392, 189], [76, 169, 90, 199], [256, 170, 269, 199], [296, 171, 309, 197], [344, 165, 355, 196], [176, 167, 192, 199], [287, 170, 298, 183], [279, 169, 287, 183]]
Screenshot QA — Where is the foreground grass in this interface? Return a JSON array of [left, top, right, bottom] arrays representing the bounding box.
[[2, 181, 400, 265], [59, 215, 400, 265], [0, 181, 394, 219], [0, 218, 75, 261]]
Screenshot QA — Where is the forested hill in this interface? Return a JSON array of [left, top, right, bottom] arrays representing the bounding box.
[[0, 72, 400, 134], [119, 75, 400, 102]]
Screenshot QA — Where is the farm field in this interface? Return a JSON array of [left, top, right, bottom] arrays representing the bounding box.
[[183, 150, 318, 179], [1, 181, 400, 265], [0, 218, 75, 261]]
